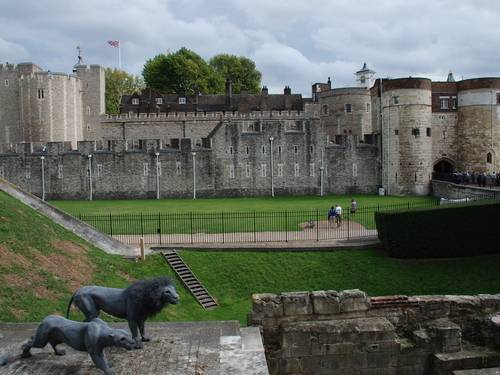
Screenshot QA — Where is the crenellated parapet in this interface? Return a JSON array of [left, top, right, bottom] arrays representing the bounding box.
[[101, 110, 310, 122]]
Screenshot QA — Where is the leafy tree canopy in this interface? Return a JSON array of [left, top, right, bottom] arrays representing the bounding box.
[[209, 54, 262, 94], [142, 48, 224, 95], [105, 68, 144, 114]]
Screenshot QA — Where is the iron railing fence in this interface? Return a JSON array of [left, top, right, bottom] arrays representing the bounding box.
[[76, 196, 499, 245]]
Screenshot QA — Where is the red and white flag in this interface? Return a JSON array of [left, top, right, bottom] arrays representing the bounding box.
[[107, 40, 120, 48]]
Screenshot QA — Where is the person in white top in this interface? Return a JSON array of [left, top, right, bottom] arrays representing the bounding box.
[[334, 204, 342, 227]]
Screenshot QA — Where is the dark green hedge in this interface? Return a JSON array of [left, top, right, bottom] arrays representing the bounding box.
[[375, 201, 500, 258]]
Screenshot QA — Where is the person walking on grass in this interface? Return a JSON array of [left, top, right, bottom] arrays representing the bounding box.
[[335, 204, 342, 227], [350, 199, 357, 214]]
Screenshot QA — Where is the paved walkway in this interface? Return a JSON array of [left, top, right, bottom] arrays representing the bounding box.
[[114, 220, 379, 251], [0, 321, 268, 375]]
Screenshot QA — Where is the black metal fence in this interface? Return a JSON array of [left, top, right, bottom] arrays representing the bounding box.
[[433, 172, 500, 188], [72, 199, 447, 245]]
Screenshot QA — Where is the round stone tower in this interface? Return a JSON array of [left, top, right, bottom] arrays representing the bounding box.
[[381, 78, 433, 195], [19, 71, 82, 146], [456, 78, 500, 173]]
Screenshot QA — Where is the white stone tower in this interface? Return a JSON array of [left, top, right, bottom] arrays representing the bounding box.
[[355, 63, 376, 88]]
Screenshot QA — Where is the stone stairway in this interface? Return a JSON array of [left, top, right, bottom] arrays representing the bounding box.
[[161, 250, 218, 309], [0, 321, 269, 374]]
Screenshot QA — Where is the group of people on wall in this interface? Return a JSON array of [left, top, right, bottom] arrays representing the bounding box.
[[448, 171, 500, 187]]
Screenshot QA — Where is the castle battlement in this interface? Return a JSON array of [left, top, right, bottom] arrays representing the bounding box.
[[0, 138, 205, 157], [19, 71, 79, 81], [102, 110, 309, 122]]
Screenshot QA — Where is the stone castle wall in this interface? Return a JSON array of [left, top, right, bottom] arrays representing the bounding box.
[[381, 79, 434, 195], [248, 289, 500, 374], [456, 80, 500, 173]]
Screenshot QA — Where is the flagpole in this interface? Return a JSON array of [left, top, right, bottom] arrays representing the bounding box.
[[118, 40, 122, 70]]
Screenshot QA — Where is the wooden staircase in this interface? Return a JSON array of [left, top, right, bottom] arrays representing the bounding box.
[[161, 250, 218, 310]]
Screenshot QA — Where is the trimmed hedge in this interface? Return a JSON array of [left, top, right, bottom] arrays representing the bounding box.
[[375, 201, 500, 258]]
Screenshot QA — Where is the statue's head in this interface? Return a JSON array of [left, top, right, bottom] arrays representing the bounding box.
[[110, 329, 136, 350], [161, 284, 179, 305]]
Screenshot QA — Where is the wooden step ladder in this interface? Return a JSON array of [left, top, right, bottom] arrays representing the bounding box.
[[161, 250, 218, 310]]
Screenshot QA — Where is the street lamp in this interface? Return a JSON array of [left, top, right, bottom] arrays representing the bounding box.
[[40, 156, 45, 201], [88, 154, 93, 201], [155, 152, 160, 200], [269, 136, 275, 197], [320, 148, 324, 197], [191, 152, 196, 200]]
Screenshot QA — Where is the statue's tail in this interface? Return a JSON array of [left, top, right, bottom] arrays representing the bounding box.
[[65, 293, 75, 319]]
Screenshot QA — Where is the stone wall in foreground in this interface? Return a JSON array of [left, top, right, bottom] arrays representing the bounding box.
[[248, 289, 500, 374]]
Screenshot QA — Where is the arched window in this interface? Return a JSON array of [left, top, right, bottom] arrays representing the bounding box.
[[487, 152, 492, 163], [322, 104, 328, 115]]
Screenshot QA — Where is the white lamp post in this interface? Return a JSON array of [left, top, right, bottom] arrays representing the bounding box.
[[320, 148, 324, 196], [155, 152, 160, 200], [40, 156, 46, 201], [191, 152, 196, 200], [88, 154, 93, 201], [269, 136, 275, 197]]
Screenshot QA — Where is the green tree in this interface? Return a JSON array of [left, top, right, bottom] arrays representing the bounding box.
[[209, 54, 262, 94], [142, 48, 224, 95], [105, 68, 144, 114]]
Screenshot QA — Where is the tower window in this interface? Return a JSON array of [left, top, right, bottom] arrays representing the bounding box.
[[345, 103, 352, 113], [294, 163, 300, 177], [278, 146, 282, 154], [245, 146, 249, 155], [261, 145, 266, 155], [393, 96, 400, 105], [156, 97, 163, 105], [277, 163, 283, 177], [229, 165, 235, 179], [176, 161, 182, 176], [452, 96, 457, 109], [294, 145, 298, 154], [497, 93, 500, 105], [58, 165, 63, 179], [394, 129, 399, 135], [440, 96, 449, 110], [322, 104, 329, 115], [245, 163, 251, 178], [4, 79, 8, 87], [426, 128, 431, 137], [37, 88, 45, 99], [366, 103, 370, 112], [487, 152, 492, 163], [261, 164, 267, 177], [132, 98, 139, 105], [228, 146, 234, 154], [412, 128, 420, 137]]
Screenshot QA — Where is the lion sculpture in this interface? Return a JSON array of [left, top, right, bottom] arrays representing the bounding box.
[[21, 316, 135, 375], [66, 277, 179, 348]]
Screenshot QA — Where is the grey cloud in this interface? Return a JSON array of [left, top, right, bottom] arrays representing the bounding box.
[[1, 0, 499, 96]]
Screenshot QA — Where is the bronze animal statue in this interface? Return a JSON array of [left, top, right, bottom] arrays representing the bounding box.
[[66, 277, 179, 348], [21, 316, 135, 375]]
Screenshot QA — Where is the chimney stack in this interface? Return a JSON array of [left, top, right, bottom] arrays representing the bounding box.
[[284, 85, 291, 95], [261, 86, 268, 95]]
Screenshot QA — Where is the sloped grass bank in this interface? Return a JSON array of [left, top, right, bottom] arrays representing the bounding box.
[[1, 191, 499, 325]]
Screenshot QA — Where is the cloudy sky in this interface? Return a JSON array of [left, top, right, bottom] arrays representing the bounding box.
[[1, 0, 499, 95]]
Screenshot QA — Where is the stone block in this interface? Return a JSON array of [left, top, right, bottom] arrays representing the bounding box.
[[412, 295, 451, 319], [282, 291, 312, 316], [251, 293, 283, 318], [447, 295, 481, 317], [479, 294, 500, 313], [281, 330, 312, 358], [339, 289, 371, 313], [311, 342, 355, 356], [312, 290, 340, 315], [427, 318, 462, 353]]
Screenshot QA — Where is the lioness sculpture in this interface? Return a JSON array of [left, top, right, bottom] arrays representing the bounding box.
[[66, 277, 179, 348], [21, 316, 135, 375]]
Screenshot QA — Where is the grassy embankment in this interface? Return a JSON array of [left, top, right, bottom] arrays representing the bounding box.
[[1, 191, 499, 324]]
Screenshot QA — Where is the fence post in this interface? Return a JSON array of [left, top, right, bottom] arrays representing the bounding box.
[[347, 211, 350, 240], [190, 212, 194, 244], [253, 211, 256, 243], [285, 210, 288, 242], [316, 209, 319, 241], [140, 213, 144, 238], [109, 213, 113, 236], [140, 237, 145, 261], [158, 212, 161, 245], [222, 212, 225, 244]]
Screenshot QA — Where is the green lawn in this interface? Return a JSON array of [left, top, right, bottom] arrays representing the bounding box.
[[50, 194, 437, 214], [50, 195, 439, 234], [2, 190, 500, 325]]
